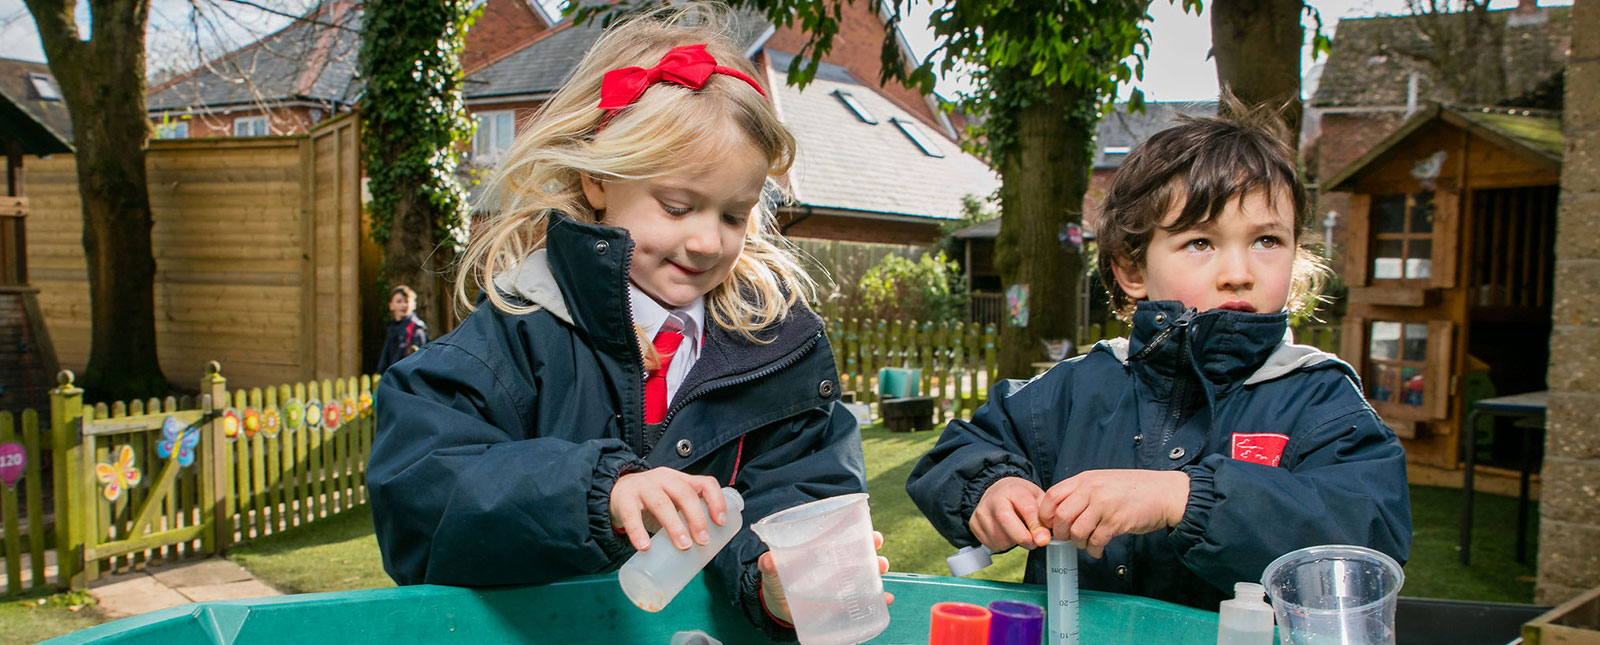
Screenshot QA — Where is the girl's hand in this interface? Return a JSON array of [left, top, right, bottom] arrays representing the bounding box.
[[610, 467, 726, 551], [969, 476, 1052, 552], [1037, 469, 1190, 558], [758, 531, 893, 625]]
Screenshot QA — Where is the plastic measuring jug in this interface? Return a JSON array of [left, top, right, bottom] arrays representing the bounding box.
[[750, 493, 889, 645], [618, 487, 744, 612], [1260, 545, 1404, 645]]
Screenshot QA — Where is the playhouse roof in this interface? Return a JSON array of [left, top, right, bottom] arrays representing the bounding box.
[[1324, 103, 1562, 191], [0, 57, 72, 154]]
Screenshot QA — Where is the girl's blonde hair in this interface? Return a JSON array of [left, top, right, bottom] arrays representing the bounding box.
[[456, 3, 815, 344]]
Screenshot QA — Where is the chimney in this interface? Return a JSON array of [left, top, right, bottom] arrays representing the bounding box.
[[1517, 0, 1538, 12]]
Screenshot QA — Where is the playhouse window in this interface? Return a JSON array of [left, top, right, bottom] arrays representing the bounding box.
[[1371, 193, 1434, 280], [1367, 320, 1429, 407]]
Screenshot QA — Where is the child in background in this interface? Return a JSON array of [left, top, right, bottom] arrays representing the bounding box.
[[375, 285, 426, 373], [368, 5, 883, 639], [906, 102, 1411, 610]]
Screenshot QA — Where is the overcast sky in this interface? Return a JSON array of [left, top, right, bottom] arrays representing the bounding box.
[[0, 0, 1572, 102]]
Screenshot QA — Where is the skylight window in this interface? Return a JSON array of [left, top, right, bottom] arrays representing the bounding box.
[[832, 90, 877, 124], [892, 117, 944, 158], [1104, 146, 1131, 155], [28, 74, 60, 101]]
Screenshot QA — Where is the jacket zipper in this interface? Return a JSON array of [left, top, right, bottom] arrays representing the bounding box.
[[659, 331, 824, 429], [620, 240, 648, 454], [1127, 307, 1198, 362]]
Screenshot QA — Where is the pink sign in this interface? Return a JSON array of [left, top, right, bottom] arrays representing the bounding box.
[[0, 442, 24, 488]]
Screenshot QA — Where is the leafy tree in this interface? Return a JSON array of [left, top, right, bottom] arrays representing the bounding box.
[[359, 0, 477, 333], [718, 0, 1180, 377], [857, 252, 967, 322], [22, 0, 169, 400]]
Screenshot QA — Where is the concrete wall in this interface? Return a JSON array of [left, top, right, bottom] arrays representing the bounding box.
[[1538, 0, 1600, 606]]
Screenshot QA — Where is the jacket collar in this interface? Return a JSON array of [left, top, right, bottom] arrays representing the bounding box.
[[493, 211, 825, 382], [1120, 300, 1294, 392]]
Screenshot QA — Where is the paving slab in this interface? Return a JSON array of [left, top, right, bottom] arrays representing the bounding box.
[[177, 579, 281, 603], [90, 574, 193, 619], [147, 558, 254, 588]]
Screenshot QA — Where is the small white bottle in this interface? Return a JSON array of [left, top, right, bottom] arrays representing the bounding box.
[[618, 487, 745, 612], [1217, 582, 1276, 645]]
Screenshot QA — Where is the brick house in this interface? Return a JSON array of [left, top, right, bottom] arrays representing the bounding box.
[[1306, 0, 1570, 260], [145, 0, 554, 138]]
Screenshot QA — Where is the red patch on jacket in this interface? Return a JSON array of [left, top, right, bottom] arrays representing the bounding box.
[[1231, 433, 1290, 467]]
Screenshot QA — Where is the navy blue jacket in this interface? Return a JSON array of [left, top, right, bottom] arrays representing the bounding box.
[[906, 301, 1411, 610], [369, 214, 866, 639], [376, 313, 427, 373]]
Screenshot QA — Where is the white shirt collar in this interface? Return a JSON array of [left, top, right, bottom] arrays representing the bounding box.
[[627, 282, 704, 344]]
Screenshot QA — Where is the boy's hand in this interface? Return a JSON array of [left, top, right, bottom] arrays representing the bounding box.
[[969, 476, 1053, 552], [610, 467, 726, 552], [758, 531, 893, 625], [1038, 469, 1190, 558]]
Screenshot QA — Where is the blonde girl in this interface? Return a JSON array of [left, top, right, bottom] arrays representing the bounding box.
[[369, 4, 882, 638]]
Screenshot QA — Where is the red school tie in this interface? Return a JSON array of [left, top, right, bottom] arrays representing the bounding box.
[[643, 318, 685, 424]]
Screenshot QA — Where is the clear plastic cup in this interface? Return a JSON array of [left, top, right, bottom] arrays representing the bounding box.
[[1260, 545, 1404, 645], [750, 493, 889, 645]]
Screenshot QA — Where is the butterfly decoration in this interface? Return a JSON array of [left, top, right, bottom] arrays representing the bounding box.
[[358, 391, 373, 418], [157, 416, 200, 467], [262, 408, 282, 438], [340, 396, 357, 421], [305, 400, 323, 429], [243, 409, 261, 439], [284, 398, 304, 432], [221, 409, 242, 441], [324, 402, 341, 431], [96, 445, 143, 502]]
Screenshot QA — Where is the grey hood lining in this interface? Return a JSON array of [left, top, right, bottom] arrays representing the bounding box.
[[490, 249, 571, 325], [1095, 328, 1338, 386]]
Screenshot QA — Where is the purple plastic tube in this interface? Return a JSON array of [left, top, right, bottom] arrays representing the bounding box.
[[987, 600, 1045, 645]]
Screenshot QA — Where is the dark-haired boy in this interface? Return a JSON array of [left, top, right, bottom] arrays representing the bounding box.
[[377, 285, 428, 374], [906, 107, 1411, 609]]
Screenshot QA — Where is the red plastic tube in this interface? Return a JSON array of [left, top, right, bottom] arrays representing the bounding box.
[[930, 601, 992, 645]]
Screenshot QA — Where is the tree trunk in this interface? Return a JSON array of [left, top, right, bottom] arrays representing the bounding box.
[[25, 0, 167, 401], [1211, 0, 1303, 147], [383, 191, 451, 334], [992, 77, 1094, 380]]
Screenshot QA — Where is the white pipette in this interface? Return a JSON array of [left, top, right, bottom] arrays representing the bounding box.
[[945, 540, 1080, 644]]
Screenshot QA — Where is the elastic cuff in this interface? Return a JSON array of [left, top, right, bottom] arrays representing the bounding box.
[[1168, 457, 1220, 552], [758, 583, 794, 628], [741, 562, 798, 641], [591, 453, 652, 558], [958, 463, 1032, 531]]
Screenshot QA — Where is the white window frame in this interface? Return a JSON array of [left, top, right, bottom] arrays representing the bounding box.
[[28, 73, 61, 101], [892, 117, 945, 158], [832, 90, 877, 124], [473, 110, 517, 163], [155, 121, 189, 139], [234, 116, 271, 137]]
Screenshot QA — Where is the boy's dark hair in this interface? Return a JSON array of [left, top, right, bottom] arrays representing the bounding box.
[[391, 285, 417, 302], [1095, 97, 1319, 318]]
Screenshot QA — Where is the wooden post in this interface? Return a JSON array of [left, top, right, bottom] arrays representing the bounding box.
[[49, 370, 83, 589], [200, 362, 230, 553]]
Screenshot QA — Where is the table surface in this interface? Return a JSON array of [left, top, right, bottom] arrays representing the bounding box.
[[1472, 390, 1549, 413], [46, 572, 1221, 645]]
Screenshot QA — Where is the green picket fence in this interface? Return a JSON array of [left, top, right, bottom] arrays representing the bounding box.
[[0, 363, 378, 597]]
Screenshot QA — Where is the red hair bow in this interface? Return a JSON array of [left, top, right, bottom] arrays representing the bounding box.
[[596, 44, 766, 125]]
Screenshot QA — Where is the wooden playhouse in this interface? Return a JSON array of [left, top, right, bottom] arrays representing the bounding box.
[[1325, 103, 1561, 469]]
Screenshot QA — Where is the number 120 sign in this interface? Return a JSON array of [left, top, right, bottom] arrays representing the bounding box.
[[0, 443, 25, 488]]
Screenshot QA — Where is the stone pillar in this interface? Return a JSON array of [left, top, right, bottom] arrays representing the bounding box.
[[1539, 0, 1600, 605]]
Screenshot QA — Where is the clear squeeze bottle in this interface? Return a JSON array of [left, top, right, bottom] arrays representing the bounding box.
[[1216, 581, 1275, 645], [618, 487, 745, 612]]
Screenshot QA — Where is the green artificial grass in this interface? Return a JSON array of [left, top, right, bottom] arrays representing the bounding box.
[[225, 505, 393, 595]]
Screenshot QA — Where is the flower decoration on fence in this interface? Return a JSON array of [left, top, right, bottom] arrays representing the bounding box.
[[341, 396, 357, 422], [96, 445, 142, 502], [0, 442, 27, 488], [157, 416, 200, 467], [221, 409, 242, 441], [359, 391, 373, 417], [262, 408, 281, 438], [243, 409, 261, 439], [284, 398, 304, 432], [305, 400, 322, 429], [324, 401, 342, 431]]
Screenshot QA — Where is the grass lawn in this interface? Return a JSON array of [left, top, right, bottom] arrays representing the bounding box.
[[4, 424, 1539, 643]]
